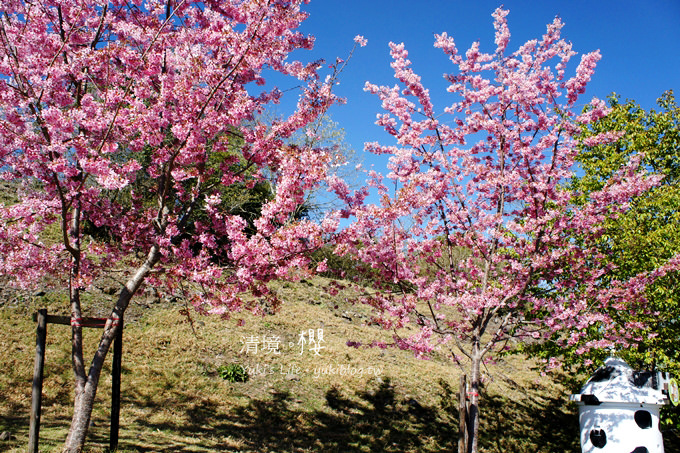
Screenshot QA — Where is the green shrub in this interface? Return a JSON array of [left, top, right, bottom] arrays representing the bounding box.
[[217, 364, 249, 383]]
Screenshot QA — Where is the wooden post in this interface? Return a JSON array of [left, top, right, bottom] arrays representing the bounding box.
[[28, 309, 47, 453], [28, 312, 125, 452], [110, 316, 123, 452], [458, 374, 468, 453]]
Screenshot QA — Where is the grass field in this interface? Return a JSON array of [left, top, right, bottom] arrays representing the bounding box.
[[1, 276, 672, 452]]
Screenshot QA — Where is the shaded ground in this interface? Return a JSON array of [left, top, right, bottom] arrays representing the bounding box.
[[1, 376, 586, 453]]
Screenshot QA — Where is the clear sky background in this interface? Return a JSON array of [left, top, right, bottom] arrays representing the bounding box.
[[279, 0, 680, 170]]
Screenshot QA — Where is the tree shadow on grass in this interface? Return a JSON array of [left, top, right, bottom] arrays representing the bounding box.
[[115, 376, 592, 453], [11, 373, 662, 452], [122, 377, 454, 453], [0, 414, 28, 452], [665, 430, 680, 453], [0, 412, 118, 453], [478, 391, 581, 452], [230, 378, 454, 453]]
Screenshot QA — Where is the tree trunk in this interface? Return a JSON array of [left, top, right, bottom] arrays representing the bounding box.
[[467, 352, 482, 453], [64, 376, 99, 452], [63, 314, 125, 452], [458, 375, 469, 453], [62, 244, 161, 452]]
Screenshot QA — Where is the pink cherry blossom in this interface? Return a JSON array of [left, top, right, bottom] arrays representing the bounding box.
[[331, 8, 679, 453], [0, 1, 353, 451], [354, 35, 368, 47]]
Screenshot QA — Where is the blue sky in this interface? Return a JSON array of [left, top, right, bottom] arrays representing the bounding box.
[[280, 0, 680, 167]]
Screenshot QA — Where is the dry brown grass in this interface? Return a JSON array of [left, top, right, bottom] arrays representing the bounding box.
[[0, 277, 584, 452]]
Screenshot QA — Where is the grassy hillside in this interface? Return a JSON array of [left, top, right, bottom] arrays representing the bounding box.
[[0, 276, 594, 452]]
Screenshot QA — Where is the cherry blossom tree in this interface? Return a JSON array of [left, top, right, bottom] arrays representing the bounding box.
[[330, 9, 679, 452], [0, 0, 346, 450]]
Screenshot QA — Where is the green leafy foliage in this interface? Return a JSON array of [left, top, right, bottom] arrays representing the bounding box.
[[217, 364, 249, 383], [83, 128, 277, 255], [531, 91, 680, 377]]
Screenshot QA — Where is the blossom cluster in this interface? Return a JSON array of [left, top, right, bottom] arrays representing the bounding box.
[[331, 7, 677, 367], [0, 0, 344, 317]]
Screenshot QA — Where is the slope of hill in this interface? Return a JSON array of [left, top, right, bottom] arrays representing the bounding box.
[[0, 276, 602, 452]]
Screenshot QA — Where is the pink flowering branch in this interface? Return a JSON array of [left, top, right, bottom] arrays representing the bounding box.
[[332, 8, 678, 453], [0, 1, 353, 450]]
